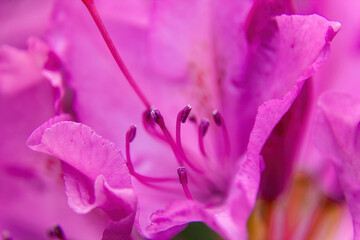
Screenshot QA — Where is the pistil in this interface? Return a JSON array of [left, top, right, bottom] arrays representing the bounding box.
[[81, 0, 151, 108]]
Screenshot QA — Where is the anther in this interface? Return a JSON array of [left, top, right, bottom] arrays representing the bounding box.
[[177, 167, 193, 200], [199, 119, 210, 137], [212, 110, 222, 126], [189, 114, 197, 123], [151, 108, 184, 166], [198, 119, 210, 157], [126, 125, 136, 173], [180, 105, 192, 123], [48, 225, 66, 240], [150, 108, 165, 125], [177, 106, 192, 147], [177, 167, 188, 184], [142, 108, 166, 142], [128, 125, 136, 143]]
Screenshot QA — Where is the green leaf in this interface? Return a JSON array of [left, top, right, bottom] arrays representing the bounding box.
[[172, 222, 223, 240]]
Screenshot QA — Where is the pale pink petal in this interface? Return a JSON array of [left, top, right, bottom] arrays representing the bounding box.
[[295, 0, 360, 200], [27, 119, 136, 222], [315, 92, 360, 238], [295, 0, 360, 95], [224, 13, 340, 158], [228, 12, 340, 231]]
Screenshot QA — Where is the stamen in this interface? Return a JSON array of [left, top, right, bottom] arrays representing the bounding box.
[[176, 106, 204, 173], [125, 125, 176, 183], [81, 0, 151, 108], [177, 167, 193, 200], [176, 105, 191, 150], [198, 119, 210, 157], [48, 225, 66, 240], [151, 108, 184, 166], [150, 108, 165, 125], [212, 110, 231, 156], [128, 125, 136, 143], [213, 110, 222, 126], [125, 125, 136, 173], [180, 105, 192, 123], [142, 108, 166, 142]]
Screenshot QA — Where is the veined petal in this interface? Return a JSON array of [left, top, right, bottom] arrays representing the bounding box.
[[223, 14, 340, 160], [27, 119, 136, 222]]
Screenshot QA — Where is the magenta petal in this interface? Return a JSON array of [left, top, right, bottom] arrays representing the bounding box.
[[146, 200, 212, 239], [259, 80, 312, 199], [146, 199, 244, 239], [0, 37, 69, 114], [315, 92, 360, 238], [27, 119, 136, 222], [224, 13, 341, 234], [228, 82, 310, 237], [0, 38, 106, 238], [26, 114, 72, 148], [0, 0, 54, 47], [224, 14, 341, 158], [102, 213, 135, 240], [147, 201, 202, 233]]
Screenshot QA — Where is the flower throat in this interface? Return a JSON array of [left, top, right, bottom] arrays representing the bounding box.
[[81, 0, 231, 200]]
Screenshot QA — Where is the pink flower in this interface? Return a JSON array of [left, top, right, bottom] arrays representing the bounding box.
[[28, 0, 340, 238]]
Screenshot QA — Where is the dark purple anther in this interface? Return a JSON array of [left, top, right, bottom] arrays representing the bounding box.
[[143, 108, 155, 127], [212, 110, 222, 126], [48, 225, 65, 240], [180, 105, 192, 123], [189, 114, 197, 123], [199, 119, 210, 136], [150, 108, 164, 125], [53, 225, 65, 239], [177, 167, 188, 184], [128, 125, 137, 142]]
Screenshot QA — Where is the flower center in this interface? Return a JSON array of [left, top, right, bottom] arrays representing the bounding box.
[[80, 0, 232, 203]]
